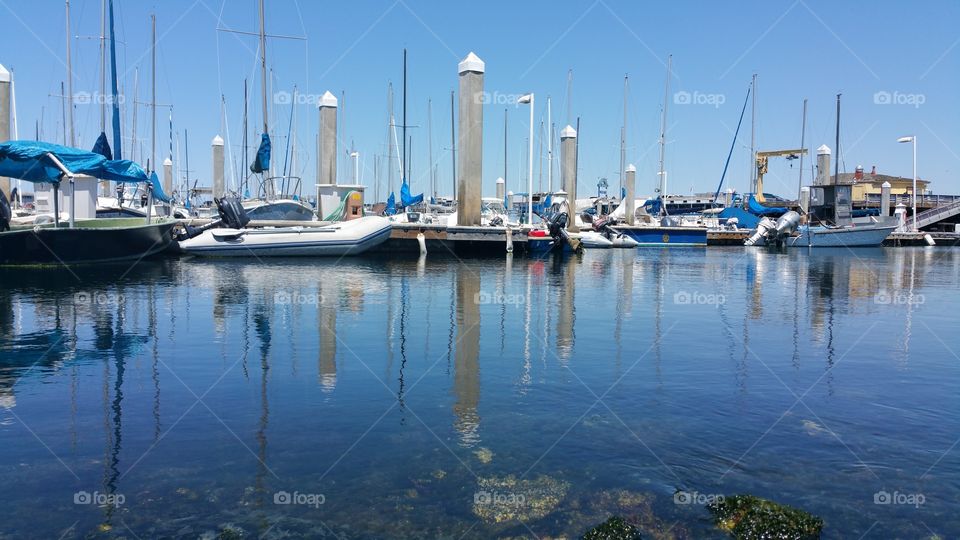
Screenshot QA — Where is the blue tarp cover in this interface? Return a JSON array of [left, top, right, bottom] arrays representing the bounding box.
[[0, 140, 170, 202], [400, 178, 423, 208], [250, 133, 271, 174]]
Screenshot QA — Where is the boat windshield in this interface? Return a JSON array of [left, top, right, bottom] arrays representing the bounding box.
[[481, 200, 506, 215]]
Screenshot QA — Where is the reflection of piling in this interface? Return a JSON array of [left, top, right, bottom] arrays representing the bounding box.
[[212, 135, 224, 198], [319, 291, 337, 393], [557, 258, 576, 362], [457, 52, 484, 226], [561, 125, 578, 231], [0, 65, 10, 197], [624, 164, 636, 225], [454, 270, 481, 446], [318, 91, 338, 187], [162, 157, 173, 197]]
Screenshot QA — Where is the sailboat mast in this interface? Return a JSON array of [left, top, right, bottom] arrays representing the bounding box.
[[797, 98, 807, 201], [150, 14, 156, 172], [65, 0, 75, 147], [450, 90, 456, 198], [834, 93, 841, 186], [503, 108, 508, 186], [387, 83, 394, 192], [99, 0, 106, 134], [428, 98, 434, 199], [258, 0, 268, 134], [619, 74, 627, 198], [547, 97, 552, 192], [749, 73, 757, 193], [658, 55, 671, 210], [402, 48, 407, 183]]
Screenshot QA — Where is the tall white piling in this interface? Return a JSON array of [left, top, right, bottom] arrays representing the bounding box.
[[457, 52, 484, 226], [495, 177, 505, 201], [212, 135, 224, 198], [624, 164, 636, 225], [815, 144, 831, 186], [881, 181, 891, 218], [561, 125, 578, 232], [0, 64, 10, 198], [318, 91, 338, 187], [162, 157, 173, 197]]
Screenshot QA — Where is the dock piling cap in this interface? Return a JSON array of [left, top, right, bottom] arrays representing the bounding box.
[[319, 91, 338, 109], [212, 135, 224, 146], [458, 52, 485, 74], [496, 177, 505, 184], [817, 144, 831, 156], [625, 164, 636, 173], [163, 157, 173, 166], [0, 64, 9, 83], [560, 125, 577, 139]]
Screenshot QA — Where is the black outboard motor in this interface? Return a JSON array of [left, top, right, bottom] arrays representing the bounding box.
[[0, 189, 11, 232], [215, 196, 251, 229], [178, 196, 251, 240]]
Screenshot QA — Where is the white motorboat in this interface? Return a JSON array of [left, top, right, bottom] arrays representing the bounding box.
[[574, 231, 614, 248], [179, 215, 392, 257]]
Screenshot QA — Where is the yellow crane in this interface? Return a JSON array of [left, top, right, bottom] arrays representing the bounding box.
[[755, 148, 807, 203]]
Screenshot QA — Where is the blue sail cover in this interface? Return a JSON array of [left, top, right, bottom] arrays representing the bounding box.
[[643, 198, 662, 215], [385, 192, 397, 215], [399, 178, 423, 207], [147, 171, 171, 203], [533, 194, 552, 216], [250, 133, 271, 173], [746, 194, 786, 216], [92, 132, 113, 159], [0, 140, 170, 202], [108, 0, 122, 159]]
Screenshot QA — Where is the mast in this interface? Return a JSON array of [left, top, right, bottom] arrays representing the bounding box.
[[797, 98, 807, 201], [131, 68, 138, 163], [619, 74, 627, 198], [108, 0, 121, 158], [658, 55, 672, 214], [503, 108, 508, 187], [242, 79, 248, 194], [99, 0, 106, 134], [547, 97, 552, 192], [402, 48, 407, 183], [428, 98, 434, 199], [61, 81, 67, 145], [258, 0, 268, 134], [387, 83, 394, 194], [150, 14, 156, 172], [834, 93, 841, 188], [450, 90, 456, 198], [65, 0, 75, 147], [750, 73, 757, 193]]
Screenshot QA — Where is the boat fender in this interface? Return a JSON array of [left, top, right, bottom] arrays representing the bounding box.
[[417, 232, 427, 255], [924, 233, 936, 246], [505, 228, 513, 253]]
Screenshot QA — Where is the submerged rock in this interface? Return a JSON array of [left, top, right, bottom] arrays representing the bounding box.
[[707, 494, 823, 539], [474, 447, 494, 464], [472, 474, 570, 524], [581, 516, 642, 540]]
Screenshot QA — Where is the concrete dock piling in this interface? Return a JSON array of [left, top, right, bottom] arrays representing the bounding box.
[[0, 64, 10, 198], [815, 145, 831, 186], [162, 157, 173, 198], [624, 164, 636, 226], [881, 181, 891, 218], [212, 135, 224, 198], [318, 91, 338, 187], [496, 177, 505, 202], [561, 125, 578, 231], [457, 52, 484, 227]]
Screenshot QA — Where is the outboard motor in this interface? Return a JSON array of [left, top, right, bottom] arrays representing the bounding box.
[[546, 212, 583, 254], [744, 217, 777, 246], [178, 196, 250, 240], [216, 196, 251, 229], [774, 211, 801, 237]]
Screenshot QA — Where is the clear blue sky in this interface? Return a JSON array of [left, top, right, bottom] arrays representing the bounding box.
[[2, 0, 958, 199]]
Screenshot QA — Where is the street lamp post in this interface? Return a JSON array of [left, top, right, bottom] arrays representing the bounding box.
[[897, 135, 917, 232], [519, 93, 534, 225]]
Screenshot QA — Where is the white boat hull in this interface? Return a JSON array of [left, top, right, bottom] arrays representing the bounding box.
[[786, 224, 895, 247], [179, 216, 392, 257]]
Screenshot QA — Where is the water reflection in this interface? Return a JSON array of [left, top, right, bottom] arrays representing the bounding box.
[[453, 264, 481, 448]]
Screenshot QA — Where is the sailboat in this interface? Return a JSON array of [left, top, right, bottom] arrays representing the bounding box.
[[607, 57, 707, 246], [237, 0, 315, 222]]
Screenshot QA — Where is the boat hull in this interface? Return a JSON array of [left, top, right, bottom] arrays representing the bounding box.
[[786, 224, 896, 247], [178, 217, 392, 257], [611, 225, 708, 246], [0, 220, 177, 265]]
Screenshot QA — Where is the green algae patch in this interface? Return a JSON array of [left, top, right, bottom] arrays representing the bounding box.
[[581, 516, 642, 540], [707, 494, 823, 539]]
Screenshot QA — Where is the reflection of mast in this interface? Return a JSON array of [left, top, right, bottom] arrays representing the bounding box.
[[614, 251, 634, 373], [397, 273, 409, 419], [318, 284, 337, 392], [453, 268, 481, 447], [252, 306, 271, 511]]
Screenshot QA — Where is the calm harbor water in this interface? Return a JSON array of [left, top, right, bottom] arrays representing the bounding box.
[[1, 248, 958, 538]]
